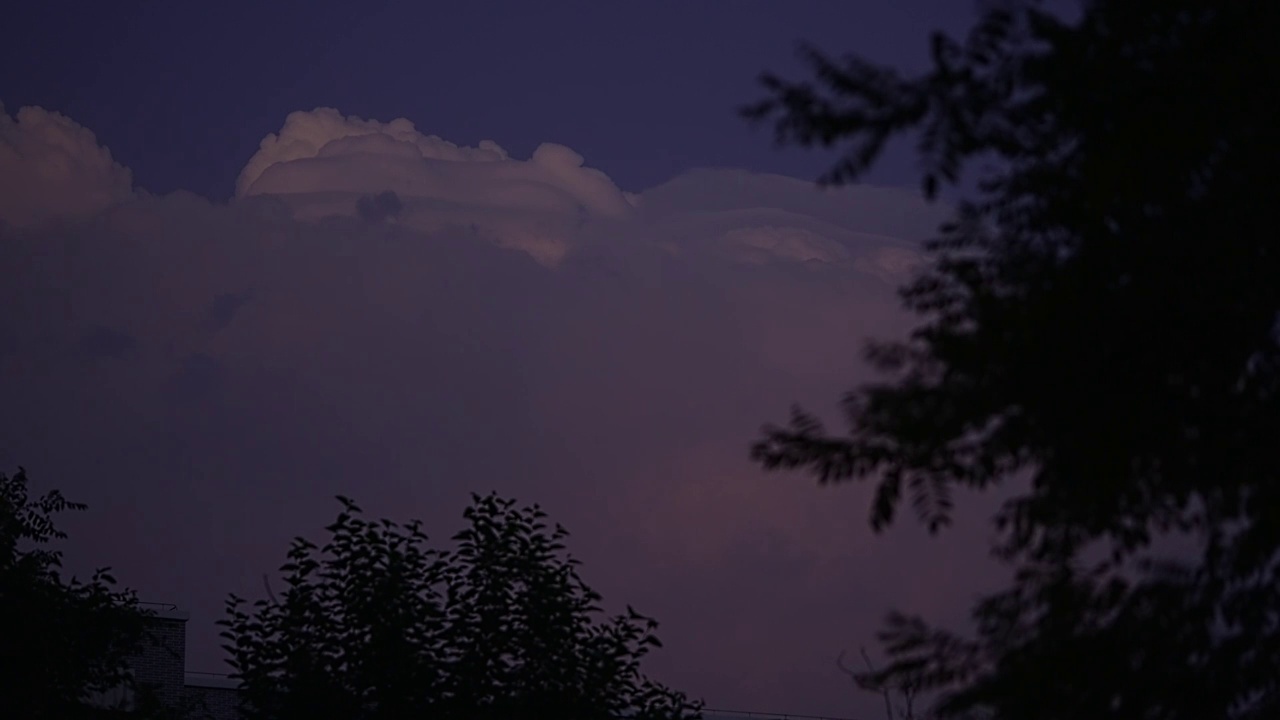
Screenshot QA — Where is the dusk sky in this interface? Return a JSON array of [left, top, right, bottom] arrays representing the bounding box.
[[0, 2, 1070, 718]]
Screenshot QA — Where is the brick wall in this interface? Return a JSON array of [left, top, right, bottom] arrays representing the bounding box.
[[128, 607, 188, 709], [182, 682, 245, 720], [124, 604, 247, 719]]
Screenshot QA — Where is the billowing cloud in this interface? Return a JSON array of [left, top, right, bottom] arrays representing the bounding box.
[[235, 108, 636, 266], [0, 106, 997, 719], [0, 104, 135, 227], [235, 107, 509, 196]]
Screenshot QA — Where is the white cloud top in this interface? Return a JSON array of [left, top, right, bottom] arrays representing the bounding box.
[[238, 108, 633, 226], [236, 107, 508, 196], [0, 104, 135, 227]]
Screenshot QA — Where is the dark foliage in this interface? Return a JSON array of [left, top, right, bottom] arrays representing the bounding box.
[[220, 492, 702, 720], [0, 467, 159, 718], [744, 1, 1280, 717]]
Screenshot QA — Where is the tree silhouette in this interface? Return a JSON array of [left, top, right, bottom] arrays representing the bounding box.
[[0, 467, 159, 718], [220, 492, 702, 720], [744, 1, 1279, 717]]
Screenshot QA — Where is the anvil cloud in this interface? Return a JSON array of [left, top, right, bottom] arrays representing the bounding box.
[[0, 104, 1001, 718]]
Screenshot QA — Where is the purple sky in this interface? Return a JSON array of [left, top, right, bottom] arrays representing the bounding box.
[[0, 2, 1068, 718], [2, 0, 989, 200]]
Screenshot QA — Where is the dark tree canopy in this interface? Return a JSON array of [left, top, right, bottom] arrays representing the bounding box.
[[0, 468, 157, 719], [220, 492, 702, 720], [744, 1, 1280, 718]]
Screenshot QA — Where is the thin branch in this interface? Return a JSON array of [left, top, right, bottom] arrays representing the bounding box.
[[262, 574, 280, 607], [860, 646, 897, 720]]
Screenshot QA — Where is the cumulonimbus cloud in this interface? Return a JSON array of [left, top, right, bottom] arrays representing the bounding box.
[[0, 104, 992, 719]]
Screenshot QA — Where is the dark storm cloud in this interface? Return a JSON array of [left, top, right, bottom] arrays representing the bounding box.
[[0, 103, 1004, 718]]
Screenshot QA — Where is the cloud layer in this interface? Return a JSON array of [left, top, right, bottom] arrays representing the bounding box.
[[0, 105, 999, 718]]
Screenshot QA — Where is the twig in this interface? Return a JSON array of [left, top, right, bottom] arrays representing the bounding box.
[[263, 574, 280, 607], [860, 646, 896, 720]]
